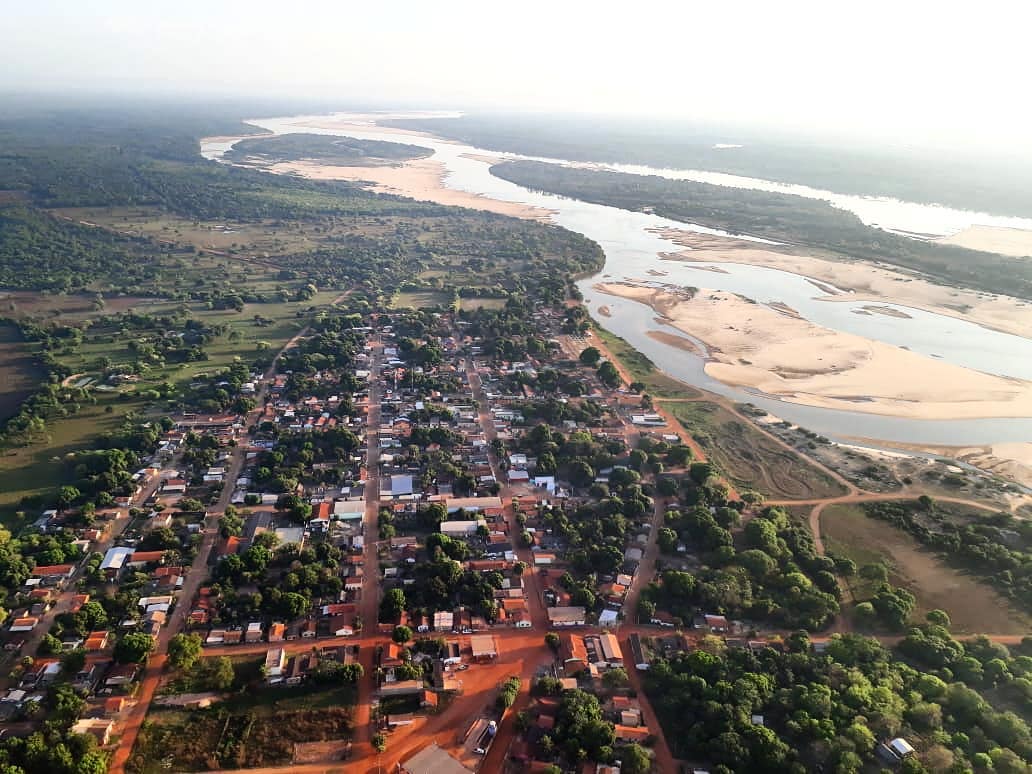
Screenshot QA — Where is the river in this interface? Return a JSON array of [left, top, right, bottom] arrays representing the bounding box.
[[201, 114, 1032, 447]]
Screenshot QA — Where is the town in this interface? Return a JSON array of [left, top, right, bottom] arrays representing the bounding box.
[[4, 290, 1026, 774]]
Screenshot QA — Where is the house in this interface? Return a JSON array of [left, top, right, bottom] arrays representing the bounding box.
[[30, 564, 75, 583], [382, 643, 404, 668], [628, 633, 649, 671], [103, 695, 128, 716], [378, 679, 425, 697], [401, 742, 473, 774], [701, 614, 729, 633], [84, 631, 110, 652], [327, 615, 354, 637], [560, 633, 588, 676], [9, 617, 38, 633], [286, 653, 316, 685], [100, 547, 135, 578], [265, 648, 286, 683], [598, 609, 619, 628], [439, 520, 486, 538], [621, 707, 643, 726], [245, 622, 263, 643], [268, 622, 286, 642], [105, 663, 139, 687], [470, 634, 497, 662], [887, 738, 915, 761], [548, 606, 586, 627], [598, 633, 624, 668], [615, 724, 650, 743], [443, 496, 503, 513], [71, 718, 115, 746], [420, 690, 438, 709]]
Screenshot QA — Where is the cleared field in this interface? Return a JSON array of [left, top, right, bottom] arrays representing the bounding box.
[[128, 701, 353, 773], [821, 503, 1032, 635], [459, 297, 507, 311], [391, 290, 452, 309], [666, 401, 847, 500], [593, 324, 702, 400], [0, 324, 42, 423]]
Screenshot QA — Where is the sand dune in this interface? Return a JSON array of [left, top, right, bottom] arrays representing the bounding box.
[[595, 282, 1032, 421]]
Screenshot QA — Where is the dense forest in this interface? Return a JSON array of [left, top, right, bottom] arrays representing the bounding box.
[[387, 112, 1032, 219], [645, 629, 1032, 772], [225, 132, 431, 167], [490, 160, 1032, 300], [0, 108, 603, 297]]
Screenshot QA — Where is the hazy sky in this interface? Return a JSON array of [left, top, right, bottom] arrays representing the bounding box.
[[4, 0, 1030, 149]]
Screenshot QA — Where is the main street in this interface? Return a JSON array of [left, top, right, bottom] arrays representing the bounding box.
[[351, 335, 382, 759]]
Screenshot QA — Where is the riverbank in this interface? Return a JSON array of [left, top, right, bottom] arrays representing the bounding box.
[[858, 440, 1032, 493], [655, 229, 1032, 340], [595, 281, 1032, 422]]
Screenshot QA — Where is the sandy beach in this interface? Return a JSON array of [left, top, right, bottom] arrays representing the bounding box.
[[293, 116, 452, 140], [654, 229, 1032, 340], [938, 225, 1032, 257], [263, 158, 552, 221], [460, 152, 510, 166], [595, 281, 1032, 421]]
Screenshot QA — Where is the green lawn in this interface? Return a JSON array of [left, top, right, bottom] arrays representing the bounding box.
[[592, 322, 702, 399]]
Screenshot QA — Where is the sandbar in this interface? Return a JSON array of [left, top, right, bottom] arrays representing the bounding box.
[[594, 281, 1032, 421], [938, 225, 1032, 258], [264, 158, 553, 221], [655, 229, 1032, 340], [292, 116, 451, 141], [646, 330, 700, 354]]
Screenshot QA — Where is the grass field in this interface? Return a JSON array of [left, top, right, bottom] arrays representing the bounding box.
[[0, 394, 143, 525], [593, 324, 702, 399], [665, 401, 847, 500], [821, 503, 1032, 635]]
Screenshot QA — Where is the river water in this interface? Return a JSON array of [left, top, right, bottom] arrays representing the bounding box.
[[202, 114, 1032, 446]]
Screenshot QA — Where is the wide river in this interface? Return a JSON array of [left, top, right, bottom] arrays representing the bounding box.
[[202, 114, 1032, 447]]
